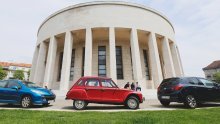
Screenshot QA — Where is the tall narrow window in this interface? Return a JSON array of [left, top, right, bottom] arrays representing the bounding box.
[[98, 46, 106, 77], [81, 47, 85, 77], [130, 48, 134, 80], [116, 46, 123, 79], [57, 52, 63, 81], [143, 50, 151, 80], [69, 49, 75, 81]]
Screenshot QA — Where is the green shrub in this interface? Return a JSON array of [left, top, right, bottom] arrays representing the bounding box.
[[0, 66, 7, 80], [13, 70, 24, 80], [214, 72, 220, 83]]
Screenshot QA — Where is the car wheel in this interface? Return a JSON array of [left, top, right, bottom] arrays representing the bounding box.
[[21, 96, 32, 108], [126, 96, 139, 109], [73, 100, 87, 110], [160, 101, 170, 107], [185, 95, 197, 109]]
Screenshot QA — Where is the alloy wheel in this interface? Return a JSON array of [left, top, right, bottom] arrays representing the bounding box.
[[186, 95, 197, 108], [127, 99, 137, 109], [21, 96, 31, 108], [126, 96, 139, 109], [74, 100, 86, 110]]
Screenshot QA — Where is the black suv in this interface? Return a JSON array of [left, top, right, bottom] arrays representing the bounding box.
[[157, 77, 220, 108]]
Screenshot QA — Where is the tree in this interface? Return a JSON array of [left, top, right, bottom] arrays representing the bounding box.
[[213, 72, 220, 83], [0, 66, 7, 80], [13, 70, 24, 80], [27, 70, 30, 81]]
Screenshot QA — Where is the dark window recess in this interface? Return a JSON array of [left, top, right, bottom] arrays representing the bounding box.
[[130, 48, 134, 80], [81, 47, 85, 77], [143, 50, 151, 80], [69, 49, 75, 81], [116, 46, 124, 79], [98, 46, 106, 77], [57, 52, 63, 81]]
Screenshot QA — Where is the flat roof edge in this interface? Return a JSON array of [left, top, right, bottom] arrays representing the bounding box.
[[37, 1, 175, 36]]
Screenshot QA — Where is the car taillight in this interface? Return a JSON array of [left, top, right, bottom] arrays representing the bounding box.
[[173, 84, 183, 91], [157, 86, 161, 92]]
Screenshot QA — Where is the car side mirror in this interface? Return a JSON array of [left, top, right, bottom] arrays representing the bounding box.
[[11, 86, 18, 90], [198, 82, 204, 85], [214, 83, 220, 87]]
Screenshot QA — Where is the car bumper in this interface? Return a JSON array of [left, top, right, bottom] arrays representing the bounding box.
[[157, 92, 184, 103], [32, 95, 56, 105]]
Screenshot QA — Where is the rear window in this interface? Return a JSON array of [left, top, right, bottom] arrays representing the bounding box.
[[76, 79, 84, 86], [161, 78, 184, 86]]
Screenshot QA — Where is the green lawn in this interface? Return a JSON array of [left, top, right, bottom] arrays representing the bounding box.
[[0, 108, 219, 124]]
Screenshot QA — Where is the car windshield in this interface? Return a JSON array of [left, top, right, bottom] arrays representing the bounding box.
[[23, 81, 41, 88], [101, 79, 118, 88]]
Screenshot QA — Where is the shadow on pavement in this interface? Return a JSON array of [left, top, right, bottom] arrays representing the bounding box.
[[62, 105, 126, 110], [0, 103, 53, 109], [150, 103, 220, 109]]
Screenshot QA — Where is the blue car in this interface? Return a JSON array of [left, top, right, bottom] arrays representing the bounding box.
[[0, 79, 56, 108]]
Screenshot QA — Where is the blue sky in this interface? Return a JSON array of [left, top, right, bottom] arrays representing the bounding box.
[[0, 0, 219, 77]]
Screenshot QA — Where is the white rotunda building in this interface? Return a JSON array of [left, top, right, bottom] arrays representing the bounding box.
[[30, 1, 184, 94]]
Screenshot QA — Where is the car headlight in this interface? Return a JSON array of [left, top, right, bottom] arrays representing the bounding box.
[[31, 89, 45, 95]]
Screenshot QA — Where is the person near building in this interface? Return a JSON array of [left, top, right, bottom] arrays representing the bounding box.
[[136, 82, 141, 91], [124, 82, 130, 89], [131, 82, 135, 91]]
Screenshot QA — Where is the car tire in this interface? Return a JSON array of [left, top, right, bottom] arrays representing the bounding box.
[[184, 95, 197, 109], [160, 101, 170, 107], [126, 96, 139, 109], [21, 95, 32, 108], [73, 100, 87, 110]]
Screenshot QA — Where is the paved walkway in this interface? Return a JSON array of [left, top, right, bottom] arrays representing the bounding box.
[[1, 97, 220, 112]]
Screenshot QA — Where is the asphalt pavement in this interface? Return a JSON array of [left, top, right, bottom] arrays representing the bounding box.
[[1, 97, 220, 112]]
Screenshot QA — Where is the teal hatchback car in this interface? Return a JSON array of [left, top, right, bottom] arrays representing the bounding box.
[[0, 79, 56, 108]]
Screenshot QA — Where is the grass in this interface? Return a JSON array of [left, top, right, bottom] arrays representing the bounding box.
[[0, 108, 219, 124]]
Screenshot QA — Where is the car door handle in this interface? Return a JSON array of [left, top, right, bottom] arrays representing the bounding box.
[[208, 89, 212, 91], [85, 88, 89, 91], [100, 89, 105, 92]]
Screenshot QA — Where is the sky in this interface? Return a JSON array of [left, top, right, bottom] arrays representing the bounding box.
[[0, 0, 219, 77]]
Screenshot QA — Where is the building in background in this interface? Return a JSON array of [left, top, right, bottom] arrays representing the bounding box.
[[203, 60, 220, 81], [30, 1, 184, 93], [0, 62, 31, 80]]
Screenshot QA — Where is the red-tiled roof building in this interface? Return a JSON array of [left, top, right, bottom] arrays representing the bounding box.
[[0, 61, 32, 80], [203, 60, 220, 80]]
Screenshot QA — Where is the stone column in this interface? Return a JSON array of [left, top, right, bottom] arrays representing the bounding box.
[[30, 46, 39, 81], [130, 28, 143, 82], [161, 37, 176, 78], [148, 32, 163, 88], [84, 28, 93, 76], [44, 36, 57, 88], [60, 31, 73, 90], [170, 42, 183, 77], [176, 46, 184, 76], [34, 42, 47, 85], [109, 27, 117, 82]]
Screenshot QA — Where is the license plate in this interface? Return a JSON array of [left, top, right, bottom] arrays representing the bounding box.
[[48, 100, 55, 103], [161, 96, 170, 99]]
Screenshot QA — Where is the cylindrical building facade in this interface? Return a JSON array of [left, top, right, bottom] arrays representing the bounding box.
[[30, 1, 184, 92]]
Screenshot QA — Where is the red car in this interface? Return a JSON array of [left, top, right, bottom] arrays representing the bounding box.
[[66, 76, 144, 110]]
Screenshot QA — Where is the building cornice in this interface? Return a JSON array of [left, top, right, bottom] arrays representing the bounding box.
[[37, 1, 175, 36]]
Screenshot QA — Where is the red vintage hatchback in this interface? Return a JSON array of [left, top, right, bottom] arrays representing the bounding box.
[[66, 76, 144, 110]]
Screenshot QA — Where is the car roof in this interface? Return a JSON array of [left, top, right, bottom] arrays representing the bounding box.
[[164, 77, 204, 80], [81, 76, 111, 80]]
